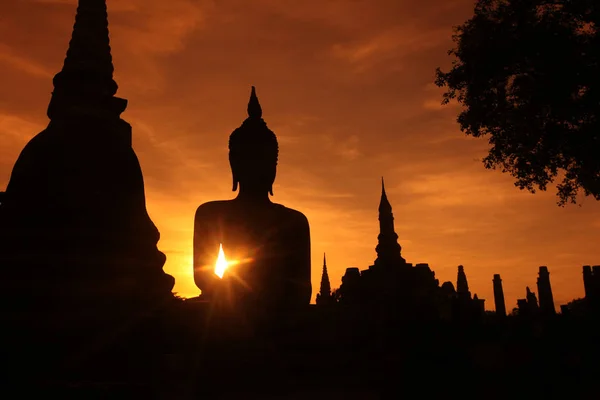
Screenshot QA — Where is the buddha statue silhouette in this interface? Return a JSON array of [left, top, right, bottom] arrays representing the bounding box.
[[193, 87, 311, 314]]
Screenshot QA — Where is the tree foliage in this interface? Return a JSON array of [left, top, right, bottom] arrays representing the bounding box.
[[435, 0, 599, 205]]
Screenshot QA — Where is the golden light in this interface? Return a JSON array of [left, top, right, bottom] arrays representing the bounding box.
[[215, 243, 228, 279]]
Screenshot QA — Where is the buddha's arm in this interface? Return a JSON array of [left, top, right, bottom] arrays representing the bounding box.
[[192, 214, 205, 289], [291, 214, 312, 305]]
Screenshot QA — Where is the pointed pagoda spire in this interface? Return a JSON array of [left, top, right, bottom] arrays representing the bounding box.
[[48, 0, 126, 119], [247, 86, 263, 119], [60, 0, 115, 87], [374, 177, 404, 266], [379, 177, 392, 213], [319, 252, 331, 298]]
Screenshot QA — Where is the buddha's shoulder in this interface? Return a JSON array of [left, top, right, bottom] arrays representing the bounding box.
[[194, 200, 309, 226], [272, 203, 309, 226], [194, 200, 232, 218]]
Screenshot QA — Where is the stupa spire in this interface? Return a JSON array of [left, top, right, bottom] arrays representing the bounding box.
[[48, 0, 125, 119], [320, 253, 331, 297], [374, 177, 404, 266], [379, 177, 392, 213], [316, 252, 332, 305]]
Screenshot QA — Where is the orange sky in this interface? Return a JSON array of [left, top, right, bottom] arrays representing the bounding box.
[[1, 0, 599, 310]]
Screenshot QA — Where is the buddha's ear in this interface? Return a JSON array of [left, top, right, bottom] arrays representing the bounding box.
[[229, 153, 238, 191]]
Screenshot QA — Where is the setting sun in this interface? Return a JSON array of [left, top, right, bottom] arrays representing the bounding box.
[[215, 243, 228, 279]]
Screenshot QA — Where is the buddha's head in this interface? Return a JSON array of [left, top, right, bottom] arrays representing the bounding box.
[[229, 87, 279, 196]]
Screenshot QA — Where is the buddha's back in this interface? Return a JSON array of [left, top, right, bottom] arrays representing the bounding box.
[[192, 87, 311, 313]]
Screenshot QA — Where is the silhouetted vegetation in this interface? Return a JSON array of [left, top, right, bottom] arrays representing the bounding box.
[[435, 0, 599, 206]]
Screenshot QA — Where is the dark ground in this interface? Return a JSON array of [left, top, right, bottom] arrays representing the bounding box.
[[1, 301, 598, 399]]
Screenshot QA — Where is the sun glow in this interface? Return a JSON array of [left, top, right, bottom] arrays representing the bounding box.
[[215, 243, 229, 279]]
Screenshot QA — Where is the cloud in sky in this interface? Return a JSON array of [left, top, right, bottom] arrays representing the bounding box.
[[0, 44, 53, 79], [0, 0, 598, 309]]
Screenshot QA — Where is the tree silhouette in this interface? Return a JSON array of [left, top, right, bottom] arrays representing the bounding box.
[[435, 0, 599, 206]]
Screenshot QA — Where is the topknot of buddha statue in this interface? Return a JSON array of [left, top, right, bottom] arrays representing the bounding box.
[[229, 86, 279, 192]]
